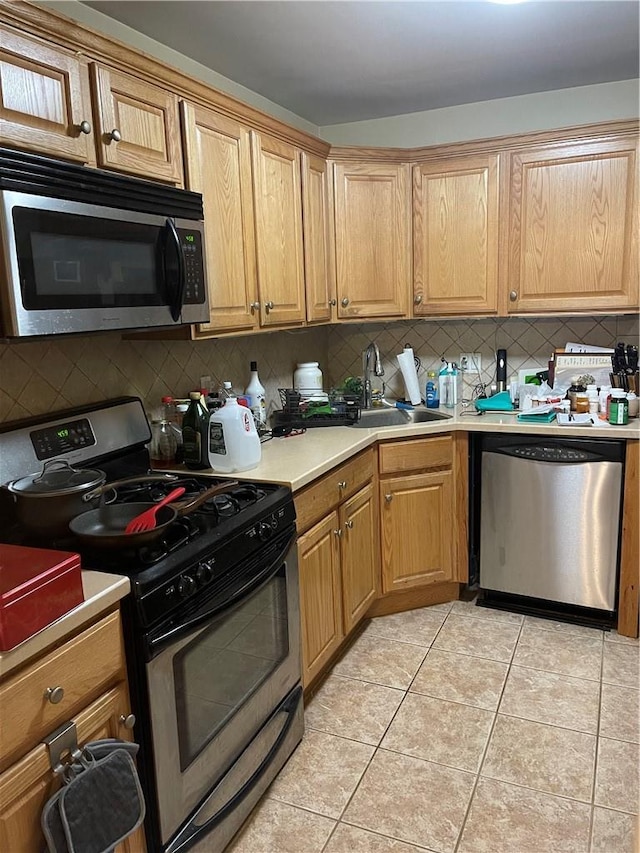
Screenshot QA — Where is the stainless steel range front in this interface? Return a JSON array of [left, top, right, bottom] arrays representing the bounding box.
[[0, 397, 304, 853]]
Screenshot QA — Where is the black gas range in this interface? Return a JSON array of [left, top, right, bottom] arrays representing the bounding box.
[[0, 397, 303, 853]]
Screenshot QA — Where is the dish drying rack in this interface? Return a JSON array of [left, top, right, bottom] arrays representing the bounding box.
[[273, 389, 361, 428]]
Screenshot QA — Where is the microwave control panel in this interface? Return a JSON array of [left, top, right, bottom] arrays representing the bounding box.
[[31, 418, 96, 460], [179, 230, 205, 304]]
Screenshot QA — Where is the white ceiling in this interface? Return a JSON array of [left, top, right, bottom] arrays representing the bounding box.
[[84, 1, 639, 126]]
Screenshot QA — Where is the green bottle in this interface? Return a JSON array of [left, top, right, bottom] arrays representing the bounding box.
[[182, 391, 209, 469]]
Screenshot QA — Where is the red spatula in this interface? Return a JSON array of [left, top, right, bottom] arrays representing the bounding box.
[[124, 487, 186, 534]]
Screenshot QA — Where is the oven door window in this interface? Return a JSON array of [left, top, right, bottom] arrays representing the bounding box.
[[13, 206, 166, 309], [173, 569, 289, 770]]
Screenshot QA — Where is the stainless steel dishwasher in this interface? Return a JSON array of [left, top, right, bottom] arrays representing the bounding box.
[[479, 435, 625, 613]]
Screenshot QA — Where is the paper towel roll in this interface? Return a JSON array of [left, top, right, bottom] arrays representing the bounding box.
[[397, 348, 421, 405]]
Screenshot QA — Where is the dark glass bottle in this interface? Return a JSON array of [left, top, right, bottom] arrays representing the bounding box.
[[182, 391, 209, 469]]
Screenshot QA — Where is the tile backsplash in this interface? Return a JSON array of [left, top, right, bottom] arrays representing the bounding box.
[[0, 315, 638, 424]]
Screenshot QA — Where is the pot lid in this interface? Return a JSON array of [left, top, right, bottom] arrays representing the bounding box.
[[9, 460, 105, 496]]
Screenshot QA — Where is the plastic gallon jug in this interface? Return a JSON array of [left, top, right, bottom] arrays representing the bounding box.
[[207, 397, 262, 472]]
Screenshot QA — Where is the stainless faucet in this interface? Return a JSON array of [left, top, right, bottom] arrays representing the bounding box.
[[363, 342, 385, 409]]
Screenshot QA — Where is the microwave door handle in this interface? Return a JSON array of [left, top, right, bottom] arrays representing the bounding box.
[[163, 218, 185, 322]]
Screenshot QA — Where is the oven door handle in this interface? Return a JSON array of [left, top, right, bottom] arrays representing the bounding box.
[[146, 530, 296, 656], [166, 686, 302, 853]]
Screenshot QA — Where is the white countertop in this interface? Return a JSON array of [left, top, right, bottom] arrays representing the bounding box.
[[0, 571, 130, 679], [183, 406, 640, 492]]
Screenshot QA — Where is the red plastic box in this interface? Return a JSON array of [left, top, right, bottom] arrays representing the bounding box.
[[0, 544, 84, 651]]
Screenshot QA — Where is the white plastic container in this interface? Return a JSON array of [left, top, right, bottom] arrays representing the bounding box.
[[207, 397, 261, 473], [244, 361, 266, 427], [293, 362, 324, 399]]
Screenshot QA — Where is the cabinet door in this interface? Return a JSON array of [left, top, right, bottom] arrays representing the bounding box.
[[413, 155, 499, 315], [0, 684, 145, 853], [340, 483, 379, 633], [301, 152, 333, 323], [182, 103, 259, 334], [251, 132, 306, 327], [505, 137, 639, 313], [92, 64, 183, 184], [0, 27, 94, 163], [298, 512, 343, 686], [333, 162, 410, 318], [380, 471, 453, 593]]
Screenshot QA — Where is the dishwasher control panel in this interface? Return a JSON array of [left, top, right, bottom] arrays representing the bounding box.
[[510, 445, 594, 462]]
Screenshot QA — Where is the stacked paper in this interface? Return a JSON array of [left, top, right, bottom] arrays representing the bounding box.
[[397, 347, 421, 405]]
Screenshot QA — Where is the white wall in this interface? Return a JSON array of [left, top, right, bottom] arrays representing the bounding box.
[[319, 80, 640, 147], [38, 1, 320, 136]]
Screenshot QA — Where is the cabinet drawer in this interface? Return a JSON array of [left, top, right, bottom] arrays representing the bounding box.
[[379, 435, 453, 475], [295, 449, 374, 533], [0, 611, 125, 769]]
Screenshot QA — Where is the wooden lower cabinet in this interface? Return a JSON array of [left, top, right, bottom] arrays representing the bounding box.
[[298, 511, 343, 687], [0, 684, 144, 853], [340, 482, 379, 631], [380, 470, 453, 592]]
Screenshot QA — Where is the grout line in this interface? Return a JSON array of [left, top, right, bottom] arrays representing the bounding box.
[[589, 641, 606, 853], [452, 615, 525, 852]]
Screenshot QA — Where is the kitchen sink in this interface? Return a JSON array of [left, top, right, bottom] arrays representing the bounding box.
[[352, 407, 452, 428]]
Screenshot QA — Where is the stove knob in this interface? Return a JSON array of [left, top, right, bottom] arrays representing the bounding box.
[[196, 562, 213, 585], [270, 514, 278, 530], [258, 521, 273, 541], [178, 574, 196, 598]]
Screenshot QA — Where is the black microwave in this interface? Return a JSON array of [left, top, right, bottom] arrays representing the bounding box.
[[0, 148, 209, 338]]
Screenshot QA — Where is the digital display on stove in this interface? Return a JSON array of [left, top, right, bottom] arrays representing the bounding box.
[[30, 418, 96, 460]]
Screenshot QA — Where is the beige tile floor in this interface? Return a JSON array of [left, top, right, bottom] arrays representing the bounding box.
[[219, 600, 639, 853]]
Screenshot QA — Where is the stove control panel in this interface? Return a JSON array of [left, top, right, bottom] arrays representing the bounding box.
[[30, 418, 96, 460]]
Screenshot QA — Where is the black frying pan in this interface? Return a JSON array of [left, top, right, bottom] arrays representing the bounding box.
[[68, 481, 239, 549]]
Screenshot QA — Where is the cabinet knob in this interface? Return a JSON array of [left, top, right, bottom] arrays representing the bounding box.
[[509, 290, 518, 302], [333, 528, 343, 538], [109, 128, 122, 143], [341, 297, 349, 308], [338, 480, 347, 489], [250, 301, 260, 310], [45, 686, 65, 704], [384, 493, 393, 503], [329, 298, 337, 307], [345, 519, 354, 529], [119, 713, 136, 729], [414, 294, 423, 305], [77, 120, 92, 135], [265, 301, 274, 311]]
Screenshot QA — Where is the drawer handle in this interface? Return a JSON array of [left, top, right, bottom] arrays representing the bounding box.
[[333, 528, 343, 538], [77, 120, 92, 135], [119, 713, 136, 729], [345, 519, 354, 529], [509, 290, 518, 302], [109, 128, 122, 143], [45, 686, 65, 704], [384, 493, 393, 503], [341, 297, 349, 308], [338, 480, 347, 489]]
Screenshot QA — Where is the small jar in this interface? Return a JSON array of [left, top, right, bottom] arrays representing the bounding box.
[[574, 393, 589, 414], [626, 392, 639, 418], [567, 384, 585, 411], [609, 389, 629, 425], [293, 362, 324, 397]]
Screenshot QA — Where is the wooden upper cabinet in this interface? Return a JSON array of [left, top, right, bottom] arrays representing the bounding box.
[[182, 103, 259, 334], [91, 64, 183, 184], [301, 152, 333, 323], [413, 155, 499, 315], [0, 27, 95, 163], [504, 137, 639, 313], [333, 162, 410, 319], [251, 132, 306, 327]]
